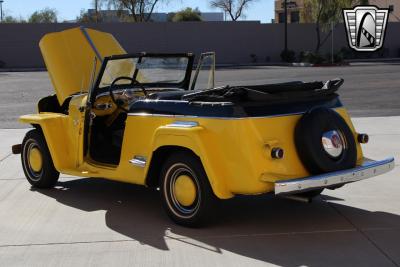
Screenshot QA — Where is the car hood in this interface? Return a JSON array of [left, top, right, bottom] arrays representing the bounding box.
[[39, 27, 126, 105]]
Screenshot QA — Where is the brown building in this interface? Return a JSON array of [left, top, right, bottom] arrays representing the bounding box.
[[371, 0, 400, 21], [274, 0, 400, 23], [274, 0, 305, 23]]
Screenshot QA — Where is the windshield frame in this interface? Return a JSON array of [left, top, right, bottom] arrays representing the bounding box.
[[92, 52, 194, 96]]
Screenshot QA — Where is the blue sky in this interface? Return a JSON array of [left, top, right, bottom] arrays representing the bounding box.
[[2, 0, 275, 23]]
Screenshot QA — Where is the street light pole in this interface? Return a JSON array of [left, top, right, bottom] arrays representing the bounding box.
[[284, 0, 288, 52], [94, 0, 98, 23], [0, 0, 4, 23], [331, 22, 334, 64]]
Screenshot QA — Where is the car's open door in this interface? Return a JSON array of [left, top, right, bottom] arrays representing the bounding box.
[[191, 52, 216, 90]]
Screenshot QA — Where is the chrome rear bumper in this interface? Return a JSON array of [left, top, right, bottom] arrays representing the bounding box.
[[275, 158, 395, 195]]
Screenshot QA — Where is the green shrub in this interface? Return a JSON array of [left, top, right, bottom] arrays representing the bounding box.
[[333, 52, 344, 63], [169, 8, 202, 22], [298, 51, 325, 64], [298, 51, 309, 62], [280, 49, 296, 63], [340, 46, 390, 59], [299, 50, 344, 64], [339, 47, 354, 59]]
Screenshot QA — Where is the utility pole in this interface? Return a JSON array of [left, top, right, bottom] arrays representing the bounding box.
[[0, 0, 4, 23], [331, 22, 334, 64], [95, 0, 98, 23], [284, 0, 288, 52]]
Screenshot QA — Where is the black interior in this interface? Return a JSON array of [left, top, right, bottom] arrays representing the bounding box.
[[38, 94, 71, 114], [87, 78, 344, 165], [89, 112, 127, 165], [135, 79, 341, 102], [147, 90, 188, 100]]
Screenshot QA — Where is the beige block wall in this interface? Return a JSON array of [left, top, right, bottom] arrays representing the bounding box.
[[1, 21, 400, 68]]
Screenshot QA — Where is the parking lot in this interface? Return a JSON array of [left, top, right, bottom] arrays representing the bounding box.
[[0, 65, 399, 266], [1, 64, 400, 128]]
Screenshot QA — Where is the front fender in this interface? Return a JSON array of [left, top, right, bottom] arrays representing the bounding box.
[[19, 113, 72, 171], [149, 124, 234, 199]]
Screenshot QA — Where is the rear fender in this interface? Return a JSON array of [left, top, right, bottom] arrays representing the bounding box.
[[147, 125, 233, 199], [336, 108, 364, 164]]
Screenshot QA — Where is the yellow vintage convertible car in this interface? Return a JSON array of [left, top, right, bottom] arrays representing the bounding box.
[[13, 27, 394, 226]]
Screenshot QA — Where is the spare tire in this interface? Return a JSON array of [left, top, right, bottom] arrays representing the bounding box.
[[295, 107, 357, 174]]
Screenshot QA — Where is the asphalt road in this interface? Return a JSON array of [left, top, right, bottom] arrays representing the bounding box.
[[0, 64, 400, 128]]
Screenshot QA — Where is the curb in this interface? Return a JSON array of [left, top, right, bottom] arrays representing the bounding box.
[[312, 62, 350, 67], [216, 63, 292, 69], [292, 62, 314, 67], [344, 57, 400, 63], [0, 68, 46, 72]]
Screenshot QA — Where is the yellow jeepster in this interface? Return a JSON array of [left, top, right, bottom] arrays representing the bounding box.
[[13, 27, 394, 226]]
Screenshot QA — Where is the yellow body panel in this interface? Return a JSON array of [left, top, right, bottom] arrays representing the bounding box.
[[19, 103, 363, 199], [39, 27, 126, 105], [116, 107, 362, 199]]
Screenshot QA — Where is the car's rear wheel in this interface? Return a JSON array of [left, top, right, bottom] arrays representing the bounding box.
[[21, 129, 59, 188], [160, 151, 217, 227]]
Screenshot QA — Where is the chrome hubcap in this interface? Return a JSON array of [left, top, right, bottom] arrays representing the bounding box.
[[321, 130, 345, 158]]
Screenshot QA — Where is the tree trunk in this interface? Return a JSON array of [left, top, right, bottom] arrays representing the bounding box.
[[145, 0, 159, 22], [320, 29, 333, 48], [314, 3, 323, 54], [315, 23, 321, 53], [229, 11, 236, 21]]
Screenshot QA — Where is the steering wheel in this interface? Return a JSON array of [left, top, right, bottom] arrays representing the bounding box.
[[109, 76, 147, 112]]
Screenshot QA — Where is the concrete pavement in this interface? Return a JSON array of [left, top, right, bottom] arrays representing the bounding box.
[[0, 116, 399, 266]]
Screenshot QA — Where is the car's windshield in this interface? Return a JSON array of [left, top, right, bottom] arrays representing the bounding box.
[[99, 55, 190, 88]]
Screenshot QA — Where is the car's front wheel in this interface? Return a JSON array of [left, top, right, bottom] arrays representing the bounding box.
[[160, 151, 217, 227], [21, 129, 60, 188]]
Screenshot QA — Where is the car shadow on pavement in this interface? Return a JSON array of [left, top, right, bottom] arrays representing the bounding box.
[[34, 177, 400, 266]]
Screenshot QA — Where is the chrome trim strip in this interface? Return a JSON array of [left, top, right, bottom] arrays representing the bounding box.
[[166, 121, 199, 128], [142, 99, 233, 105], [275, 157, 395, 195], [129, 156, 147, 168], [127, 111, 307, 120]]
